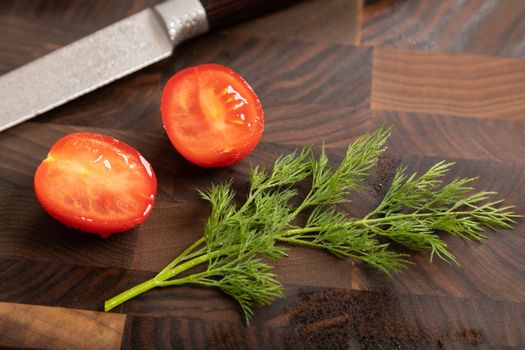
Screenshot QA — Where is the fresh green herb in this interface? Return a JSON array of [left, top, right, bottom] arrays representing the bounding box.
[[104, 127, 518, 322], [279, 160, 518, 270], [104, 146, 316, 322]]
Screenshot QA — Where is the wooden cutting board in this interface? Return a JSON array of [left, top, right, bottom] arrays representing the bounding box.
[[1, 0, 524, 348]]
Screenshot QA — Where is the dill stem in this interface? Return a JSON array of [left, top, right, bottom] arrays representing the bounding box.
[[157, 251, 211, 280], [104, 248, 222, 312], [104, 277, 158, 312], [157, 237, 205, 276], [278, 210, 486, 238], [277, 236, 323, 248], [277, 236, 372, 263]]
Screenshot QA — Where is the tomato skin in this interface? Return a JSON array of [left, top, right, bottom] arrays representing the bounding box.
[[34, 133, 157, 237], [161, 64, 264, 167]]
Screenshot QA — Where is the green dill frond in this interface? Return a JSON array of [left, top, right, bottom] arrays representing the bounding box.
[[303, 127, 391, 207], [267, 146, 312, 186], [199, 181, 237, 235], [280, 207, 411, 273], [278, 141, 516, 268], [364, 162, 518, 263], [249, 147, 311, 195], [339, 125, 392, 185], [211, 258, 284, 323], [248, 165, 268, 193], [374, 161, 454, 214], [375, 217, 458, 263]]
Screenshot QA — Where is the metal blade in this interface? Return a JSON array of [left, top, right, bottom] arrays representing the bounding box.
[[0, 0, 208, 132]]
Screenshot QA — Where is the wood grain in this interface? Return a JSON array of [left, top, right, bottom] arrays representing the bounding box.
[[1, 0, 525, 348], [263, 106, 375, 147], [0, 0, 160, 28], [222, 0, 363, 45], [362, 0, 525, 57], [2, 125, 523, 346], [0, 301, 126, 350], [371, 48, 525, 119], [121, 287, 525, 349], [372, 110, 525, 164], [0, 15, 90, 74], [0, 257, 243, 321]]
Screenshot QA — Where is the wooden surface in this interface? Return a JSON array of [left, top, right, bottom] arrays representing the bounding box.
[[0, 0, 524, 349]]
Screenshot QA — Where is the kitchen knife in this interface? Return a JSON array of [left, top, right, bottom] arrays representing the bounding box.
[[0, 0, 298, 132]]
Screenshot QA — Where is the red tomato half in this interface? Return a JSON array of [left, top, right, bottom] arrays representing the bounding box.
[[34, 133, 157, 237], [161, 64, 264, 167]]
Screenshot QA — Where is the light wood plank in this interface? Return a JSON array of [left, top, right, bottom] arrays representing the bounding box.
[[371, 48, 525, 119], [0, 302, 126, 350]]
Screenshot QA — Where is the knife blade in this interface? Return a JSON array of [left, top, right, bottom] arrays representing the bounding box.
[[0, 0, 298, 132]]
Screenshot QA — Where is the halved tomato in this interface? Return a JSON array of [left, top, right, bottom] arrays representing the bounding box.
[[34, 132, 157, 237], [161, 64, 264, 167]]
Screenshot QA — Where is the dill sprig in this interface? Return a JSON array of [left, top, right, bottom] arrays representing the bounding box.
[[280, 161, 518, 270], [104, 127, 518, 322], [104, 147, 314, 322], [358, 162, 518, 262]]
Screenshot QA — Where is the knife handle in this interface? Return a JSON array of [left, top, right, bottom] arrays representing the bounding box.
[[200, 0, 299, 30]]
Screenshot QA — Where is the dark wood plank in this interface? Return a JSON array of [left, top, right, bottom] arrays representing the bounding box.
[[0, 0, 160, 28], [283, 287, 525, 348], [0, 187, 139, 269], [372, 110, 525, 165], [121, 287, 525, 349], [263, 105, 374, 147], [0, 301, 126, 350], [0, 257, 241, 322], [222, 0, 363, 45], [0, 257, 137, 311], [0, 255, 344, 324], [0, 15, 91, 75], [3, 256, 523, 349], [265, 106, 525, 166], [371, 48, 525, 119], [362, 0, 525, 57]]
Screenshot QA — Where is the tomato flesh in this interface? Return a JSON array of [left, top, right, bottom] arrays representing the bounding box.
[[34, 133, 157, 237], [161, 64, 264, 167]]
